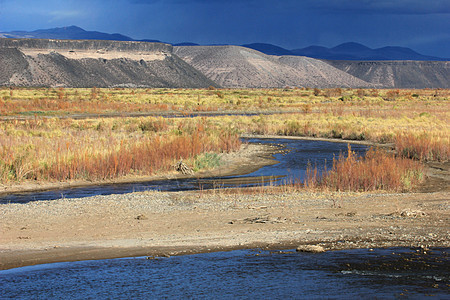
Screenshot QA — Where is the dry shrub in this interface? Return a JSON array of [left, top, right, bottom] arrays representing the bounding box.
[[283, 120, 302, 136], [355, 89, 365, 98], [0, 150, 34, 181], [305, 145, 424, 192], [139, 118, 167, 132], [324, 88, 342, 97], [57, 88, 65, 100], [384, 89, 400, 101], [0, 122, 241, 182], [282, 120, 316, 137], [395, 133, 449, 162], [218, 129, 241, 152], [215, 91, 224, 98], [302, 103, 312, 114], [46, 131, 240, 181]]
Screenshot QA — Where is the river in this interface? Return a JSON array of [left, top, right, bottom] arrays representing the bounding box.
[[1, 139, 447, 298], [0, 138, 367, 203], [1, 247, 448, 299]]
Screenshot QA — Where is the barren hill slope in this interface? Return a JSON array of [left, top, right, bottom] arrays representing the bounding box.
[[326, 60, 450, 88], [0, 39, 217, 88], [174, 45, 373, 88]]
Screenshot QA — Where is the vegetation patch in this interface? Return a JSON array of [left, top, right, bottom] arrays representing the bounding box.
[[194, 152, 222, 172], [0, 87, 448, 191], [304, 145, 424, 192]]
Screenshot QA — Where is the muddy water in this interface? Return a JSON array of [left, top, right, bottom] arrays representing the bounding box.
[[0, 138, 367, 204]]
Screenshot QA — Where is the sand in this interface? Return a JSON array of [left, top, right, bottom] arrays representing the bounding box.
[[0, 138, 448, 270]]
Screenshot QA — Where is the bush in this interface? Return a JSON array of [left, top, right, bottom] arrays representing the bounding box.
[[384, 89, 400, 101], [138, 118, 167, 132], [304, 145, 424, 192], [194, 153, 221, 171], [395, 133, 449, 162]]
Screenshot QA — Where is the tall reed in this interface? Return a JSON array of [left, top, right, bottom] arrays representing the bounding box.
[[0, 117, 241, 183], [395, 132, 449, 162], [305, 145, 424, 192]]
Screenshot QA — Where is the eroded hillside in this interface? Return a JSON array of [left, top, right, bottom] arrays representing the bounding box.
[[1, 39, 448, 89], [174, 45, 373, 88], [326, 60, 450, 89], [0, 39, 217, 88]]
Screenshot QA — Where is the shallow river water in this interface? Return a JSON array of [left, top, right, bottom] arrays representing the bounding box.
[[1, 248, 448, 299], [0, 138, 367, 203], [1, 139, 448, 298]]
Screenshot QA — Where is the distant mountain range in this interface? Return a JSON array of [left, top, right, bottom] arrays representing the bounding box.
[[0, 25, 161, 43], [0, 26, 448, 61], [243, 42, 448, 61], [1, 37, 449, 88]]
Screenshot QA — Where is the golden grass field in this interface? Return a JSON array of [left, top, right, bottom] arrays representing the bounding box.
[[0, 87, 448, 191]]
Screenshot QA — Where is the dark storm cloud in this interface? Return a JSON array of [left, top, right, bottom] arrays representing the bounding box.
[[129, 0, 450, 14], [309, 0, 450, 15], [0, 0, 448, 57]]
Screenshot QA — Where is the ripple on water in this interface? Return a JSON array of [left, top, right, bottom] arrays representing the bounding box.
[[0, 247, 448, 299]]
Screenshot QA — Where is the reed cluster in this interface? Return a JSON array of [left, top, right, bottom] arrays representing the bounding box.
[[395, 132, 449, 162], [0, 117, 240, 182], [304, 145, 424, 192]]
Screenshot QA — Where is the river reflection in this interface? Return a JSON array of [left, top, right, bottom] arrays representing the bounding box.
[[1, 248, 448, 299]]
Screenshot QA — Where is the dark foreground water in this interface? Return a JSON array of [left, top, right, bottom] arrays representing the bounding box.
[[1, 248, 448, 299], [0, 138, 367, 203]]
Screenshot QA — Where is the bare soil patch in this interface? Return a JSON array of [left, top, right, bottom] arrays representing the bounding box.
[[1, 189, 448, 270], [417, 161, 450, 193], [0, 136, 448, 270]]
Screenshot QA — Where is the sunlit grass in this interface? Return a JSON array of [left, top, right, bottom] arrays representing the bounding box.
[[0, 87, 448, 189], [2, 87, 448, 116], [0, 116, 240, 182], [304, 145, 424, 192]]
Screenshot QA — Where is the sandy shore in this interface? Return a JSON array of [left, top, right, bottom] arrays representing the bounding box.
[[0, 138, 449, 270]]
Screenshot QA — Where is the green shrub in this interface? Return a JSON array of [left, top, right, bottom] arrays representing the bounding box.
[[194, 152, 221, 171]]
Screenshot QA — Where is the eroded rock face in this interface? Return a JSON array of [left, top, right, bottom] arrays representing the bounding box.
[[0, 38, 218, 88], [326, 60, 450, 89], [175, 45, 450, 89], [0, 38, 173, 53]]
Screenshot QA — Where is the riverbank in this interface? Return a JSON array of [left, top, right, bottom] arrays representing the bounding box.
[[2, 134, 442, 197], [0, 141, 280, 197], [0, 136, 448, 270], [1, 188, 448, 270]]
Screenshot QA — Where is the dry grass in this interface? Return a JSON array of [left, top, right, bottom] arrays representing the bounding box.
[[193, 145, 425, 194], [1, 87, 448, 188], [395, 132, 449, 162], [2, 87, 448, 116], [304, 145, 424, 192], [0, 117, 240, 182]]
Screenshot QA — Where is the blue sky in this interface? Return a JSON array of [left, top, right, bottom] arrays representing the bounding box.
[[0, 0, 449, 57]]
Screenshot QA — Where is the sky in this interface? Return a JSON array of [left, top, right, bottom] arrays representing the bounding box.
[[0, 0, 449, 57]]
